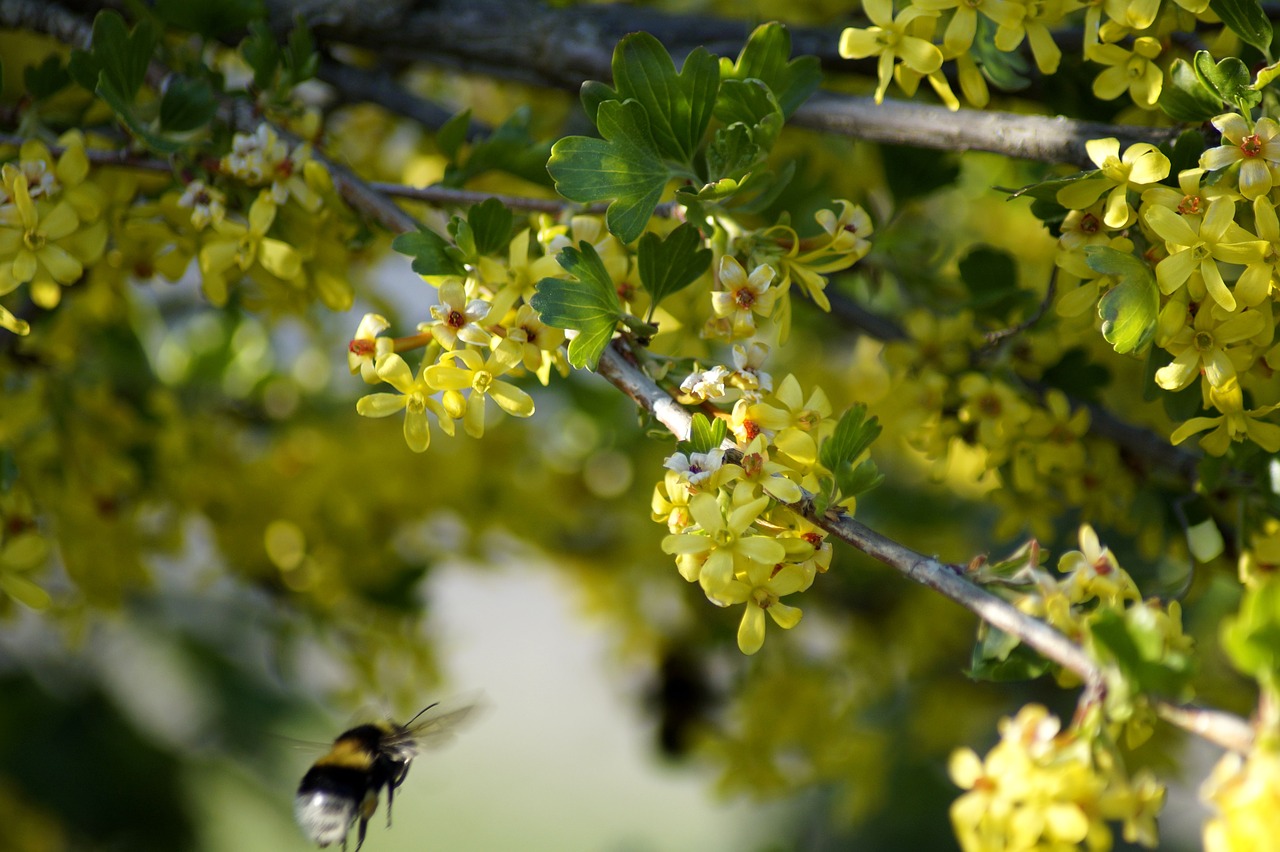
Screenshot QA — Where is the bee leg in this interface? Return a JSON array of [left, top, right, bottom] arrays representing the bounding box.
[[385, 784, 394, 828], [353, 816, 368, 852]]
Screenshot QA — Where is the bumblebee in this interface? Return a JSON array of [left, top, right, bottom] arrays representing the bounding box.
[[295, 701, 476, 850]]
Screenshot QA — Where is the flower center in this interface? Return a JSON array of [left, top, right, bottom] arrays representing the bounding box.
[[472, 370, 494, 394], [1177, 195, 1202, 216], [447, 309, 466, 329], [23, 229, 45, 252], [751, 587, 777, 609], [734, 287, 756, 310], [349, 339, 375, 356], [1194, 330, 1215, 351], [1241, 134, 1264, 158]]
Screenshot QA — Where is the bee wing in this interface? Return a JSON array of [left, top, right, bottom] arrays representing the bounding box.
[[394, 700, 482, 751]]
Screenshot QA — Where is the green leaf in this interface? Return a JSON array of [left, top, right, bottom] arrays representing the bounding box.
[[883, 145, 960, 201], [154, 0, 264, 38], [636, 223, 712, 313], [819, 404, 883, 498], [24, 55, 71, 101], [443, 108, 553, 188], [1041, 348, 1112, 403], [971, 15, 1032, 91], [1222, 579, 1280, 682], [241, 20, 280, 91], [1169, 127, 1208, 175], [437, 109, 471, 161], [464, 198, 514, 258], [1209, 0, 1273, 55], [96, 72, 182, 153], [529, 241, 623, 370], [957, 245, 1031, 320], [968, 625, 1052, 681], [392, 228, 467, 277], [159, 76, 216, 133], [0, 449, 17, 492], [284, 17, 318, 85], [600, 32, 719, 162], [1088, 246, 1158, 354], [1160, 59, 1224, 123], [1003, 171, 1093, 203], [718, 22, 821, 118], [706, 123, 765, 182], [713, 79, 783, 150], [548, 99, 672, 245], [75, 11, 157, 102], [1089, 609, 1194, 697], [687, 413, 728, 454], [1193, 51, 1262, 110]]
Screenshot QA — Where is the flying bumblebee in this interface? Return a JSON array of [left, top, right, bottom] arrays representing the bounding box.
[[295, 701, 477, 851]]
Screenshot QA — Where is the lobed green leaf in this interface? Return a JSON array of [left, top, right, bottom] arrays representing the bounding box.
[[529, 241, 623, 370], [687, 413, 728, 454], [392, 228, 468, 277], [1160, 59, 1224, 123], [718, 22, 821, 118], [1088, 246, 1158, 354], [594, 32, 719, 163], [636, 223, 712, 316], [547, 99, 671, 245], [1208, 0, 1273, 56]]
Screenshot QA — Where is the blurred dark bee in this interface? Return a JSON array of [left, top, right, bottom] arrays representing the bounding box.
[[295, 701, 476, 850]]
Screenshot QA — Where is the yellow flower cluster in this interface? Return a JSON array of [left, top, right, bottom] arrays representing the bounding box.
[[837, 0, 1212, 109], [193, 124, 355, 310], [706, 201, 874, 343], [949, 704, 1163, 851], [880, 308, 1140, 541], [1201, 743, 1280, 851], [349, 220, 591, 451], [973, 525, 1192, 747], [1055, 133, 1280, 458], [654, 371, 846, 654], [0, 133, 108, 334]]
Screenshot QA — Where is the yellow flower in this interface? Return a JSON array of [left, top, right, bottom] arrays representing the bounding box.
[[1155, 305, 1266, 390], [1170, 378, 1280, 455], [994, 0, 1069, 74], [347, 313, 394, 384], [177, 180, 228, 230], [1089, 36, 1162, 108], [1201, 114, 1280, 200], [715, 560, 808, 655], [1057, 138, 1170, 228], [1235, 196, 1280, 307], [661, 490, 785, 595], [1201, 745, 1280, 852], [0, 172, 84, 300], [747, 374, 833, 469], [423, 279, 492, 350], [710, 256, 779, 339], [501, 304, 565, 385], [1058, 524, 1140, 605], [1144, 198, 1267, 311], [911, 0, 1022, 53], [424, 339, 534, 438], [759, 201, 873, 314], [838, 0, 944, 105], [197, 192, 302, 306], [356, 352, 452, 453]]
